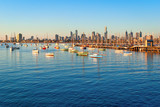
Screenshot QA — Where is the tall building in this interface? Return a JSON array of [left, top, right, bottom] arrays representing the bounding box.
[[129, 31, 133, 41], [55, 34, 59, 41], [125, 31, 128, 40], [70, 31, 73, 38], [140, 31, 142, 37], [96, 33, 101, 41], [14, 32, 16, 42], [31, 36, 34, 40], [5, 35, 8, 41], [104, 26, 108, 40], [81, 33, 86, 40], [17, 33, 22, 42], [91, 31, 95, 40], [75, 30, 78, 40], [136, 32, 140, 39]]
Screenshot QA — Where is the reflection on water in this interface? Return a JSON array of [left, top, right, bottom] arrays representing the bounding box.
[[0, 43, 160, 106], [145, 52, 153, 70]]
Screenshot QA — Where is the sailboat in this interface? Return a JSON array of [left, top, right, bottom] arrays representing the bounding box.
[[69, 35, 78, 53], [77, 33, 88, 56], [45, 35, 54, 57], [90, 36, 102, 58], [32, 43, 39, 54], [60, 44, 69, 51], [54, 42, 60, 49]]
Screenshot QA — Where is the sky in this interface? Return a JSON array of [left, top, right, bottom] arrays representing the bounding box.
[[0, 0, 160, 39]]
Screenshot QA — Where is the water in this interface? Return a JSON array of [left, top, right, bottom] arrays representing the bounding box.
[[0, 43, 160, 106]]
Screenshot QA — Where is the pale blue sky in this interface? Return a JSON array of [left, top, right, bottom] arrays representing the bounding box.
[[0, 0, 159, 39]]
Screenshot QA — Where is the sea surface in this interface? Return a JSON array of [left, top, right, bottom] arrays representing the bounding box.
[[0, 43, 160, 107]]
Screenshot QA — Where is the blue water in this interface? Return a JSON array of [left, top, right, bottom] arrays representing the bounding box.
[[0, 43, 160, 106]]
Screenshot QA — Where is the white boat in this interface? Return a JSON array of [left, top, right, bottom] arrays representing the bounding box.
[[39, 46, 42, 50], [80, 47, 83, 49], [45, 45, 49, 49], [45, 53, 54, 57], [88, 48, 95, 50], [13, 47, 20, 49], [90, 53, 102, 58], [32, 49, 39, 54], [10, 47, 14, 51], [24, 44, 28, 47], [123, 52, 132, 56], [65, 45, 69, 48], [115, 50, 123, 54]]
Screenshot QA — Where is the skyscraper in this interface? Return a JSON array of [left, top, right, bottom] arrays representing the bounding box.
[[75, 30, 78, 40], [104, 26, 108, 40], [5, 35, 8, 41], [91, 31, 95, 40], [17, 33, 22, 42], [70, 31, 73, 38], [140, 31, 142, 37], [55, 34, 59, 41], [136, 32, 140, 39], [125, 31, 128, 40]]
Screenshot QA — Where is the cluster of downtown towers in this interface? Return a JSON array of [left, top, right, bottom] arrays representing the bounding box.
[[54, 26, 143, 43]]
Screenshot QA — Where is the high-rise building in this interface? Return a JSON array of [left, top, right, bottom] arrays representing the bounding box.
[[111, 35, 115, 40], [55, 34, 59, 41], [125, 31, 128, 40], [14, 32, 16, 42], [81, 33, 86, 40], [75, 30, 78, 40], [104, 26, 108, 40], [70, 31, 73, 38], [129, 31, 133, 41], [17, 33, 22, 42], [31, 36, 34, 40], [96, 33, 101, 41], [91, 31, 95, 40], [9, 37, 14, 41], [136, 32, 140, 39], [5, 35, 8, 41], [140, 31, 142, 37]]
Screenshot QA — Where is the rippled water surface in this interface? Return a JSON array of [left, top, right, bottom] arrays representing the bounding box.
[[0, 43, 160, 106]]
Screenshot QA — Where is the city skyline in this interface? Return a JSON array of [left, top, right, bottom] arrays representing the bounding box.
[[0, 0, 160, 38]]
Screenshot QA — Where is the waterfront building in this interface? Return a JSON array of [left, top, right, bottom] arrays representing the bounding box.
[[17, 33, 22, 42], [145, 40, 153, 47]]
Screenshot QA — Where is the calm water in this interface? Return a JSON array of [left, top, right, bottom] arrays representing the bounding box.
[[0, 43, 160, 107]]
